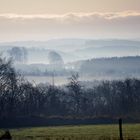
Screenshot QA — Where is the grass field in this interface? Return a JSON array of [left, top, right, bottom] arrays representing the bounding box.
[[0, 124, 140, 140]]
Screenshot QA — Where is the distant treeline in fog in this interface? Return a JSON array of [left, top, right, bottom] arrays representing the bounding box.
[[0, 57, 140, 123], [1, 39, 140, 79], [79, 56, 140, 77], [1, 39, 140, 63], [15, 56, 140, 79]]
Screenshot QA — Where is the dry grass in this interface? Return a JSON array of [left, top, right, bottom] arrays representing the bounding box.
[[0, 124, 140, 140]]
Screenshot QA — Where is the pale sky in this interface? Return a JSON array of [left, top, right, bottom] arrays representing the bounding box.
[[0, 0, 140, 41], [0, 0, 140, 14]]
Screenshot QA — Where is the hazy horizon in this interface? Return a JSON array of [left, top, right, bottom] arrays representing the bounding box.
[[0, 0, 140, 42]]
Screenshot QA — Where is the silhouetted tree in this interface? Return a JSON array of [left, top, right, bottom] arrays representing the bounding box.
[[67, 73, 83, 115], [8, 47, 28, 64]]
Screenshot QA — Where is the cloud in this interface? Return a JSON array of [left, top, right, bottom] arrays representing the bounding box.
[[0, 11, 140, 20], [0, 11, 140, 41], [64, 11, 140, 20]]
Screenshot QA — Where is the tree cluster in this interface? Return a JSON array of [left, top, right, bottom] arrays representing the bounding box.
[[0, 58, 140, 120]]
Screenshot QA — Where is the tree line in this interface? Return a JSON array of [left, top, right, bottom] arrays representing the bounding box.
[[80, 56, 140, 77], [0, 57, 140, 120]]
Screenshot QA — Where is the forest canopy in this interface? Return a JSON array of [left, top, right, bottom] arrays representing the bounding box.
[[0, 57, 140, 126]]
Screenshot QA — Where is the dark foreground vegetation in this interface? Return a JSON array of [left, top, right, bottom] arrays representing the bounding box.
[[0, 57, 140, 127]]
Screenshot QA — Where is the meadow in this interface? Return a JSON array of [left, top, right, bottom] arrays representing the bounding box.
[[0, 124, 140, 140]]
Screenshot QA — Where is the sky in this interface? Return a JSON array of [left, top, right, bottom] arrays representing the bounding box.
[[0, 0, 140, 42]]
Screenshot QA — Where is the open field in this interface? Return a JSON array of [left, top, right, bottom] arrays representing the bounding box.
[[0, 124, 140, 140]]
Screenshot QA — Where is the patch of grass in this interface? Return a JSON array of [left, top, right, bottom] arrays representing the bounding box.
[[0, 124, 140, 140]]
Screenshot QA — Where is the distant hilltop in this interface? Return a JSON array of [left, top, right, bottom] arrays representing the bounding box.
[[0, 39, 140, 63]]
